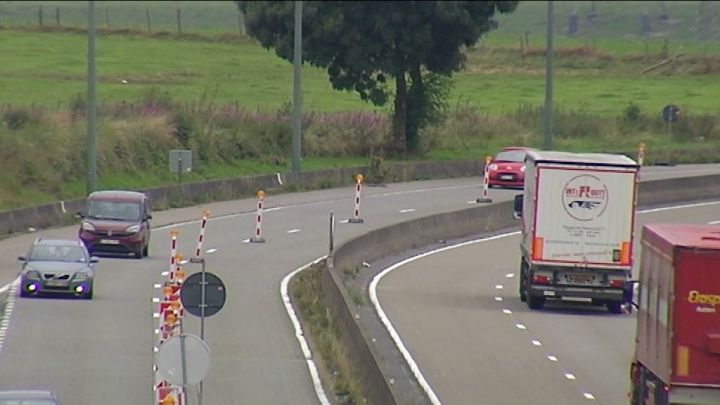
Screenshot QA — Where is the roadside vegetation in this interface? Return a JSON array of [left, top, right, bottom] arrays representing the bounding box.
[[290, 262, 364, 405]]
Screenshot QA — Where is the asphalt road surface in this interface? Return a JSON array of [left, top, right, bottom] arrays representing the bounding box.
[[0, 163, 717, 404], [376, 191, 720, 404]]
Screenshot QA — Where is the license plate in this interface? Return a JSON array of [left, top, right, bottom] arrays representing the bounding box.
[[100, 239, 120, 245], [568, 273, 593, 284], [46, 280, 67, 287], [500, 174, 514, 180]]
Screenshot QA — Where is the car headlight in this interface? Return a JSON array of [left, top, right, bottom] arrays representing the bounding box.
[[489, 164, 498, 171], [82, 222, 96, 231], [521, 165, 526, 172], [126, 224, 141, 233], [73, 272, 89, 281], [24, 270, 41, 280]]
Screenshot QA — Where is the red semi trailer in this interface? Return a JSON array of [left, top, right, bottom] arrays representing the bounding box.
[[629, 223, 720, 404]]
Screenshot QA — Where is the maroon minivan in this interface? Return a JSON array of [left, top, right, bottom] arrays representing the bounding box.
[[77, 190, 152, 259]]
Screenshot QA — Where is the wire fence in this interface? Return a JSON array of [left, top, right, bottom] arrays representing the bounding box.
[[0, 1, 246, 36]]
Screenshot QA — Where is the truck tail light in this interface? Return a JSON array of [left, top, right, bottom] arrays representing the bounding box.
[[532, 273, 551, 284], [609, 279, 625, 288], [532, 237, 544, 260], [620, 241, 631, 265]]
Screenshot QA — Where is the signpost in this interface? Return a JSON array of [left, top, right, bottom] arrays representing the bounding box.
[[169, 149, 192, 184], [179, 257, 227, 405]]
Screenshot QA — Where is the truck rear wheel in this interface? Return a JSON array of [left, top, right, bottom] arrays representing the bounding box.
[[519, 259, 528, 302], [606, 301, 623, 314], [527, 294, 545, 310]]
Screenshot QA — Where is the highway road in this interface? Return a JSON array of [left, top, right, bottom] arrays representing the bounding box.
[[0, 163, 717, 404], [375, 186, 720, 403]]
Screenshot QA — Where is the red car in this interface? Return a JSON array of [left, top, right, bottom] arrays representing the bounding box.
[[487, 147, 534, 189]]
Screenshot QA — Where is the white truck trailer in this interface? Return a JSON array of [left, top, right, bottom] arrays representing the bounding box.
[[512, 151, 639, 313]]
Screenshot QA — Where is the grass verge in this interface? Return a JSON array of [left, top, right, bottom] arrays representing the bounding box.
[[290, 261, 365, 405]]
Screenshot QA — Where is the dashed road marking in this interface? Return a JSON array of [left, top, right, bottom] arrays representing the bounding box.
[[532, 340, 542, 346], [399, 209, 416, 213], [516, 323, 527, 330], [547, 355, 558, 362], [287, 229, 301, 234], [494, 297, 503, 302], [206, 248, 217, 254], [495, 284, 504, 290], [502, 309, 512, 314]]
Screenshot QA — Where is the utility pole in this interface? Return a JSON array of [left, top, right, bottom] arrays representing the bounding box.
[[291, 1, 303, 174], [543, 0, 554, 150], [87, 0, 98, 194]]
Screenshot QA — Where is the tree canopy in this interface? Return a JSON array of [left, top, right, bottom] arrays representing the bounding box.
[[238, 1, 519, 155]]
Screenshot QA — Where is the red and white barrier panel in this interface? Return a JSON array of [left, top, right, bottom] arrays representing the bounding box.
[[153, 236, 186, 405], [348, 174, 364, 223], [195, 209, 210, 257], [250, 190, 266, 243], [476, 155, 493, 203]]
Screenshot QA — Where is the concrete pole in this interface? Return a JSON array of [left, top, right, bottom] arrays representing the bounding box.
[[543, 0, 554, 150], [291, 1, 303, 174], [86, 0, 98, 194]]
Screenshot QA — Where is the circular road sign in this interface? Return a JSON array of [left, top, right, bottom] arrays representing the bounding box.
[[180, 272, 227, 318], [662, 104, 680, 123], [156, 333, 210, 386]]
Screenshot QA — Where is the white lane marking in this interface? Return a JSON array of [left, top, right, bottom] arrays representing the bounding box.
[[242, 238, 251, 243], [281, 256, 331, 405], [152, 298, 160, 303], [505, 273, 514, 278], [0, 278, 19, 354], [532, 340, 542, 346], [399, 209, 416, 213], [153, 313, 160, 319], [466, 200, 477, 204], [287, 229, 301, 234], [494, 297, 503, 302], [516, 323, 527, 330], [339, 219, 350, 224], [161, 271, 169, 277], [495, 284, 504, 290], [206, 248, 217, 254], [502, 309, 512, 314], [708, 220, 720, 224], [548, 355, 559, 362], [153, 284, 162, 289], [640, 200, 720, 213], [565, 373, 576, 380], [583, 393, 596, 400]]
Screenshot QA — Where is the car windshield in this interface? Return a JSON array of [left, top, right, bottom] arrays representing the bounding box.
[[495, 150, 526, 162], [86, 200, 141, 221], [29, 245, 86, 262]]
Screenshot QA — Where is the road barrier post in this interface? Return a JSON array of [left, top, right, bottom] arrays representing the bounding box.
[[169, 230, 178, 281], [477, 155, 493, 203], [349, 174, 365, 223], [250, 190, 266, 243], [195, 210, 210, 257]]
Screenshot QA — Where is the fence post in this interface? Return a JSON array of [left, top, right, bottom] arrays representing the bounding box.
[[176, 9, 182, 34], [38, 5, 43, 27], [146, 8, 152, 33], [56, 8, 60, 27], [238, 11, 246, 36]]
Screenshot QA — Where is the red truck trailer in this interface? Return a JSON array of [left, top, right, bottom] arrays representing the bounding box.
[[629, 223, 720, 404]]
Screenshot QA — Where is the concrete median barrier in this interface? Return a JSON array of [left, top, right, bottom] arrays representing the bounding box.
[[325, 173, 720, 404]]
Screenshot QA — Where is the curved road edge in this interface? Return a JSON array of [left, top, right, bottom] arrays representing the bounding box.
[[324, 174, 720, 404]]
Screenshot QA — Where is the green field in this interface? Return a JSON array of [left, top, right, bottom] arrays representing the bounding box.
[[1, 28, 718, 116], [0, 1, 719, 211]]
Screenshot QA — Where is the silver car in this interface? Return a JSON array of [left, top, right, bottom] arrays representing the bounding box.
[[19, 238, 97, 299]]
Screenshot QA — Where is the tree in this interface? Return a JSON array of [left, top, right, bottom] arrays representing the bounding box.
[[237, 1, 518, 156]]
